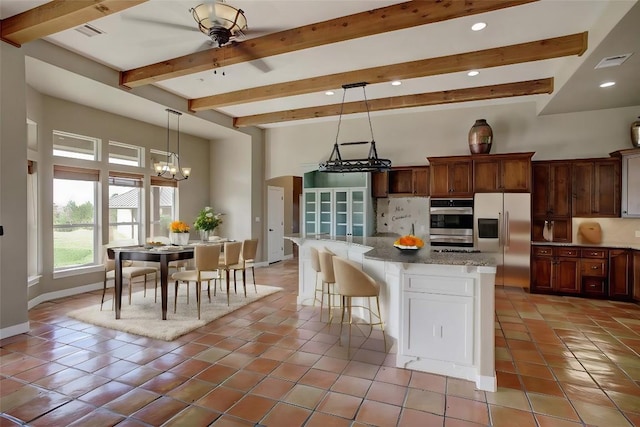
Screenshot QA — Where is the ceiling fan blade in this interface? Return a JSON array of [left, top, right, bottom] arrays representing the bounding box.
[[120, 15, 199, 33], [231, 41, 272, 73]]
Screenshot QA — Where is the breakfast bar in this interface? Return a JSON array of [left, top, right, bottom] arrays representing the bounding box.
[[286, 235, 498, 391]]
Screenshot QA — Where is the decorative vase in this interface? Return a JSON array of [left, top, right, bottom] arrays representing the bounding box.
[[170, 232, 189, 246], [631, 116, 640, 148], [468, 119, 493, 154], [199, 229, 210, 242]]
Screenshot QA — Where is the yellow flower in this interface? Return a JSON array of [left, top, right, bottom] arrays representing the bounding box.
[[170, 220, 190, 233]]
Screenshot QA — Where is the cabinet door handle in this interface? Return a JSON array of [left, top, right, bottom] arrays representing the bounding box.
[[591, 265, 598, 270]]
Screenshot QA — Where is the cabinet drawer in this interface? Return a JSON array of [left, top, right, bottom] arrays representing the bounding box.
[[583, 277, 606, 295], [580, 260, 606, 277], [404, 275, 474, 297], [532, 247, 553, 257], [555, 247, 579, 257], [581, 249, 606, 259]]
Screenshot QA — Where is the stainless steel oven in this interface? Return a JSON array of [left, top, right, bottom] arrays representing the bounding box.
[[429, 198, 474, 247]]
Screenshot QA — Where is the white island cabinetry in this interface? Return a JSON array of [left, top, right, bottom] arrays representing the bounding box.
[[285, 235, 497, 391]]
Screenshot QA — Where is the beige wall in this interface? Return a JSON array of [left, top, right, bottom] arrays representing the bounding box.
[[574, 218, 640, 246], [0, 43, 30, 337], [265, 101, 639, 179]]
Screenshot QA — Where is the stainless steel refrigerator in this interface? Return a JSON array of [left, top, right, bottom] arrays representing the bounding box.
[[473, 193, 531, 288]]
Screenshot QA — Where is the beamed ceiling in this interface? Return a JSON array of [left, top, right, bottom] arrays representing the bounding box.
[[1, 0, 639, 134]]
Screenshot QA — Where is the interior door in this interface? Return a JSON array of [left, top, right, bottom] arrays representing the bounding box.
[[267, 186, 284, 263]]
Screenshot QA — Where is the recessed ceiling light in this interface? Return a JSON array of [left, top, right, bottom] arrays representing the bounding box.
[[471, 22, 487, 31], [467, 70, 480, 77], [600, 81, 616, 88], [391, 80, 402, 86], [325, 91, 335, 96]]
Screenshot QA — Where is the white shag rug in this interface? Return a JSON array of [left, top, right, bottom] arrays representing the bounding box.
[[67, 283, 282, 341]]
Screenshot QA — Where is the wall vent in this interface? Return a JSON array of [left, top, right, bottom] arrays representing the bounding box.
[[594, 53, 632, 69], [75, 24, 105, 37]]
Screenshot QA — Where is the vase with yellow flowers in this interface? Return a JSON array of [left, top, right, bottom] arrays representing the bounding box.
[[169, 220, 190, 245], [194, 206, 222, 241]]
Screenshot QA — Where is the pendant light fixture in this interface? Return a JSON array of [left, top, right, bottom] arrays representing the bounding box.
[[154, 109, 191, 181], [318, 82, 391, 173]]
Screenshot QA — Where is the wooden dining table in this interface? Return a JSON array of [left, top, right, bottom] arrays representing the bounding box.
[[108, 246, 194, 320]]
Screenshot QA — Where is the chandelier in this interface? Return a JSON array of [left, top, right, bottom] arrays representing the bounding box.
[[154, 109, 191, 181], [318, 82, 392, 173], [191, 1, 247, 47]]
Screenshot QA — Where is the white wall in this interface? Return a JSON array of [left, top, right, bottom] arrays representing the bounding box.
[[265, 101, 640, 179]]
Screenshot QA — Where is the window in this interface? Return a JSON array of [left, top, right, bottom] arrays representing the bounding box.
[[53, 130, 99, 160], [109, 141, 143, 167], [150, 176, 177, 239], [27, 160, 39, 279], [108, 172, 143, 243], [53, 166, 99, 270]]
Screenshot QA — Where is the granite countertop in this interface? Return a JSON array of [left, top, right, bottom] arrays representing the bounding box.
[[285, 234, 497, 267], [531, 241, 640, 250]]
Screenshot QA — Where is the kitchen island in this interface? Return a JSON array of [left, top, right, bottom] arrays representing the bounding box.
[[285, 235, 498, 391]]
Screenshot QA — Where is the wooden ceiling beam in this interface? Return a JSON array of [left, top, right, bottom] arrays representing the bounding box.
[[120, 0, 537, 88], [233, 78, 554, 127], [0, 0, 147, 47], [191, 32, 585, 111]]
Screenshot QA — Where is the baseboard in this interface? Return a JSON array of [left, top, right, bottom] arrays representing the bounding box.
[[28, 281, 104, 310], [0, 321, 30, 339]]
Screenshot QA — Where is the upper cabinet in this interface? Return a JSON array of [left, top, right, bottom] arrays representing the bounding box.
[[612, 148, 640, 218], [372, 166, 429, 198], [428, 157, 473, 198], [572, 158, 620, 217], [532, 161, 572, 218], [472, 152, 533, 192]]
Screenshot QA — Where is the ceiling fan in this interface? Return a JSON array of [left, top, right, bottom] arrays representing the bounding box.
[[190, 0, 247, 48]]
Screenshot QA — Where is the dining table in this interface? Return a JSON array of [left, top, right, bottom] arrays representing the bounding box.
[[108, 246, 194, 320]]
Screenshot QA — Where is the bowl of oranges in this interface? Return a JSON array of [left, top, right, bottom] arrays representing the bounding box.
[[393, 235, 425, 252]]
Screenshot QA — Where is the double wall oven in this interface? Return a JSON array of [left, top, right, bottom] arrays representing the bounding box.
[[429, 198, 474, 247]]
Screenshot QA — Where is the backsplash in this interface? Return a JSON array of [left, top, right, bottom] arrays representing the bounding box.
[[376, 197, 430, 237], [573, 217, 640, 245]]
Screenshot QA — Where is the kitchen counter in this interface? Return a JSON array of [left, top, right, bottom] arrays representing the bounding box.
[[286, 235, 497, 391], [532, 241, 640, 250], [287, 234, 498, 267]]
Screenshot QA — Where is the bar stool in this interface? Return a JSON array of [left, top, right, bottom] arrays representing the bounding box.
[[332, 256, 386, 356], [310, 247, 323, 307], [318, 248, 340, 324]]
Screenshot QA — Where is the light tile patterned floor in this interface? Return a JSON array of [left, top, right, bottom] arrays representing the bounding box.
[[1, 259, 639, 426]]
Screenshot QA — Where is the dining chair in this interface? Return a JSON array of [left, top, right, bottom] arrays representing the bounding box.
[[218, 241, 243, 305], [101, 251, 159, 311], [332, 256, 386, 357], [239, 238, 259, 292], [171, 244, 222, 319]]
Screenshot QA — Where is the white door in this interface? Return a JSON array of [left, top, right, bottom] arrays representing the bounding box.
[[268, 186, 285, 263]]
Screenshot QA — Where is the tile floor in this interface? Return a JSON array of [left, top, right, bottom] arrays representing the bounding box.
[[1, 259, 639, 426]]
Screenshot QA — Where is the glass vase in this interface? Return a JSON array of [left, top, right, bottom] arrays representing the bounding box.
[[199, 229, 210, 242], [170, 232, 189, 246]]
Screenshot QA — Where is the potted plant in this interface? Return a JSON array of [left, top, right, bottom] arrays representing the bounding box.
[[169, 220, 190, 245], [194, 206, 222, 241]]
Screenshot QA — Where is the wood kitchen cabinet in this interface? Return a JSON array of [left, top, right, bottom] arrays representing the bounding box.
[[371, 166, 429, 197], [371, 171, 389, 197], [634, 250, 640, 302], [531, 246, 580, 294], [572, 158, 621, 217], [580, 248, 608, 297], [609, 249, 631, 300], [531, 161, 572, 243], [611, 148, 640, 217], [428, 157, 473, 198], [472, 152, 533, 192]]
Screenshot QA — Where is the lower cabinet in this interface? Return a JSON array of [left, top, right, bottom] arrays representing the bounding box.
[[531, 246, 580, 294], [402, 292, 473, 366], [531, 245, 633, 300]]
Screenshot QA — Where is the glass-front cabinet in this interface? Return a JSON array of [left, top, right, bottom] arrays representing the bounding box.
[[304, 188, 368, 236], [302, 170, 372, 237]]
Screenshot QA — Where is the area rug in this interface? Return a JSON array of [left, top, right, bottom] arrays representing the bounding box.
[[67, 283, 282, 341]]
